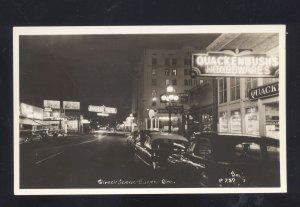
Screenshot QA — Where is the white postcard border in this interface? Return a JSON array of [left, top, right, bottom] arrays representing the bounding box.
[[13, 25, 287, 195]]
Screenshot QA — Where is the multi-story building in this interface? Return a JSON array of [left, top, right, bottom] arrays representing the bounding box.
[[206, 33, 280, 138], [132, 47, 201, 132], [185, 33, 280, 139]]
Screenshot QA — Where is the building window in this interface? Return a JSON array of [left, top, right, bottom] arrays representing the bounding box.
[[165, 58, 170, 66], [172, 58, 177, 66], [245, 78, 258, 98], [230, 78, 240, 101], [184, 69, 189, 76], [218, 78, 227, 104], [151, 89, 157, 96], [166, 79, 170, 85], [152, 58, 157, 65], [184, 79, 192, 86], [172, 79, 177, 85], [152, 68, 157, 75], [184, 58, 190, 66], [152, 98, 157, 107], [245, 107, 259, 135], [151, 79, 157, 86], [172, 68, 177, 76], [164, 68, 170, 75], [265, 103, 279, 139], [201, 111, 213, 131], [184, 79, 188, 86], [263, 77, 279, 85], [230, 110, 242, 133], [219, 112, 228, 132]]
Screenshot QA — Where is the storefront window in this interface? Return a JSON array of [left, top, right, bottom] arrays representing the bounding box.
[[219, 111, 228, 133], [230, 78, 240, 101], [245, 107, 259, 135], [230, 110, 242, 133], [165, 68, 170, 75], [265, 103, 279, 139], [245, 78, 258, 98], [152, 68, 157, 75], [201, 111, 213, 131], [218, 78, 227, 104], [263, 78, 279, 85]]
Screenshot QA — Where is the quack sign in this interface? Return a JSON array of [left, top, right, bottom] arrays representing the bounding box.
[[192, 49, 279, 77]]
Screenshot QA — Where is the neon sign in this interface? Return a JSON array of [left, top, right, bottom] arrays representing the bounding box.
[[249, 82, 279, 100], [192, 50, 279, 77]]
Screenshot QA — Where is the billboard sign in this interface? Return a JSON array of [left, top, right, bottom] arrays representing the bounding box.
[[192, 49, 279, 77], [88, 105, 117, 114], [44, 100, 60, 109], [63, 101, 80, 110]]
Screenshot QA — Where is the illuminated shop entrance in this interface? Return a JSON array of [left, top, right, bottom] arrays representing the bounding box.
[[265, 102, 279, 139]]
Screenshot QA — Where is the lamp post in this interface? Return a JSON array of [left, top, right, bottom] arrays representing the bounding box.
[[160, 86, 179, 133]]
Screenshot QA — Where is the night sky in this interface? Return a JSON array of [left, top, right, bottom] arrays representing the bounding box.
[[19, 34, 220, 121]]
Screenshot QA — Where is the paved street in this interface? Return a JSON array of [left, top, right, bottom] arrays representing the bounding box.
[[20, 132, 184, 189]]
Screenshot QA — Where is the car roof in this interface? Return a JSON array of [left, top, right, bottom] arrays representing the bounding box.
[[149, 132, 188, 142], [193, 132, 279, 146]]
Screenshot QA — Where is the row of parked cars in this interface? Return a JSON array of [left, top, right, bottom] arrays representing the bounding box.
[[20, 129, 66, 144], [126, 130, 280, 187]]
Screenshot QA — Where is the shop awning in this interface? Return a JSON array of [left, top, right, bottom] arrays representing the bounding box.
[[20, 118, 43, 126]]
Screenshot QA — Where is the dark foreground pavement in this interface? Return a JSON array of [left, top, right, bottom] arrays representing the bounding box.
[[19, 132, 182, 189]]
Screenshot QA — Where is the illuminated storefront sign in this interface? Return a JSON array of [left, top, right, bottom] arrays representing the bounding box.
[[88, 105, 117, 114], [63, 101, 80, 110], [192, 50, 279, 77], [44, 100, 60, 109], [20, 103, 43, 120], [249, 82, 279, 100]]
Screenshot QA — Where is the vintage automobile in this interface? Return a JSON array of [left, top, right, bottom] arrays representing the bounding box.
[[133, 132, 188, 170], [126, 130, 158, 149], [167, 132, 280, 187], [37, 129, 66, 140], [19, 130, 43, 144]]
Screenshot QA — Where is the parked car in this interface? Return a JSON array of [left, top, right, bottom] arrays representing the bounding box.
[[126, 130, 159, 149], [37, 129, 66, 140], [133, 132, 188, 170], [19, 130, 42, 144], [167, 132, 280, 187], [126, 130, 139, 149]]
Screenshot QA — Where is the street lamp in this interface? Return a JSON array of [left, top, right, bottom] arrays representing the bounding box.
[[166, 85, 174, 93], [160, 86, 179, 133]]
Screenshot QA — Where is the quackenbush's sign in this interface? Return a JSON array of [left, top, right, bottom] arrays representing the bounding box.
[[192, 49, 279, 77], [249, 82, 279, 100]]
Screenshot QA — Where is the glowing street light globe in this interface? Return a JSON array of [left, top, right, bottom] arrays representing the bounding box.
[[166, 85, 174, 93], [173, 95, 179, 101]]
